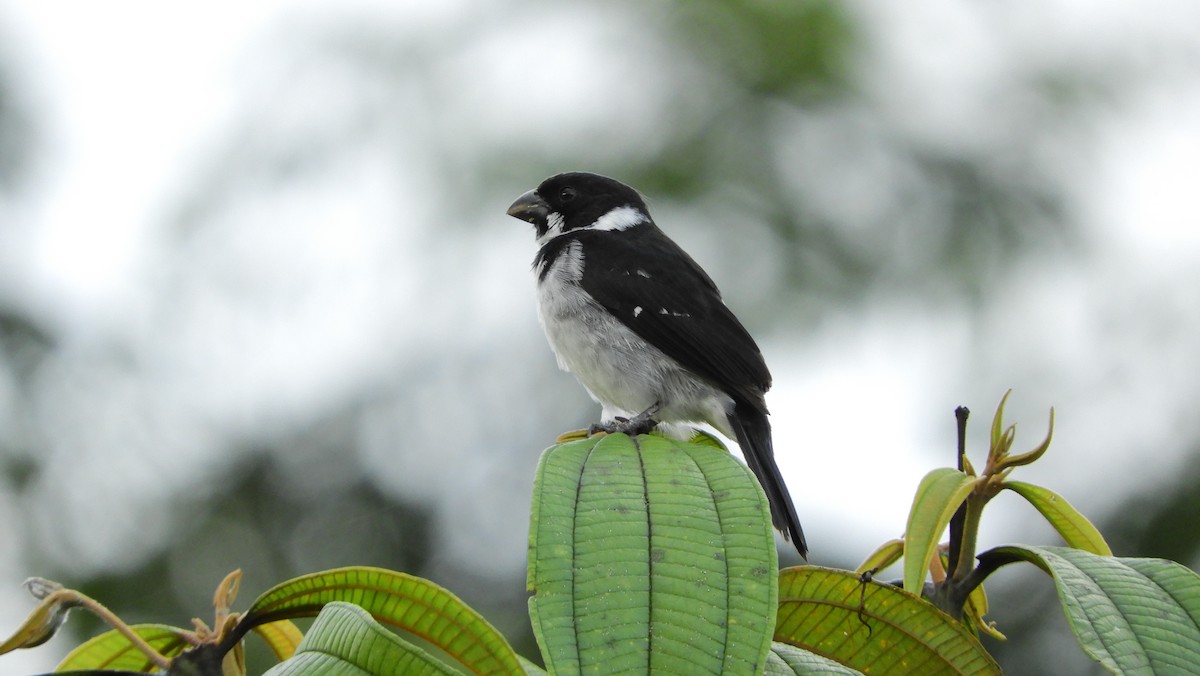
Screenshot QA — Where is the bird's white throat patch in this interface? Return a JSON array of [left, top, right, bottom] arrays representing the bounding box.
[[535, 212, 568, 247], [588, 206, 646, 232]]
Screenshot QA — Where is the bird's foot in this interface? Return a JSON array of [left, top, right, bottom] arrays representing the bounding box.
[[588, 404, 661, 437], [587, 416, 659, 437]]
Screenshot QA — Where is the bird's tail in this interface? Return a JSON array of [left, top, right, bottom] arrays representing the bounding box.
[[728, 404, 808, 558]]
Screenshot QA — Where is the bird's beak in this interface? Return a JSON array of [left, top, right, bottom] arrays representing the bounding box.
[[506, 190, 549, 226]]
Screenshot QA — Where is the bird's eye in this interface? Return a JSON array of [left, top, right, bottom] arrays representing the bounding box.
[[559, 187, 577, 202]]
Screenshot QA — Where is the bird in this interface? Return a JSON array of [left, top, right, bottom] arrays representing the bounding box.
[[506, 171, 807, 557]]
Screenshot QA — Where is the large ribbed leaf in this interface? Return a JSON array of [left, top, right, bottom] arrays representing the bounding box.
[[243, 567, 523, 675], [262, 602, 455, 676], [775, 566, 1000, 675], [55, 624, 190, 672], [527, 433, 778, 675], [977, 545, 1200, 675]]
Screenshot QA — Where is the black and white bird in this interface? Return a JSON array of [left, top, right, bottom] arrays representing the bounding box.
[[507, 172, 807, 557]]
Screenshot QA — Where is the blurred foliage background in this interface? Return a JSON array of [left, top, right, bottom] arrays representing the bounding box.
[[2, 1, 1199, 673]]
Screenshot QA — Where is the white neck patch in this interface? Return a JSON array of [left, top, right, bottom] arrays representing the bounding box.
[[588, 206, 646, 232], [535, 205, 646, 247], [535, 212, 567, 247]]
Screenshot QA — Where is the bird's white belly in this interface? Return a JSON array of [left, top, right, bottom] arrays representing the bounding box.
[[535, 242, 732, 431]]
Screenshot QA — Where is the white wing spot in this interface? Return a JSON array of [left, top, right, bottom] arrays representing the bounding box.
[[636, 269, 651, 278]]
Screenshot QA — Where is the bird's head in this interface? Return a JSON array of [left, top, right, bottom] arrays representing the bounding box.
[[507, 172, 649, 244]]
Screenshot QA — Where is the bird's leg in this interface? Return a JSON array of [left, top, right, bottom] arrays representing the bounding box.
[[588, 402, 661, 437]]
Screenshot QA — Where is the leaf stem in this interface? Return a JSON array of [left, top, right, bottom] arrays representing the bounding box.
[[55, 590, 175, 669], [951, 494, 985, 587]]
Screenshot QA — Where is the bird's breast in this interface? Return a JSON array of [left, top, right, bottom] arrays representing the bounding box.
[[534, 240, 732, 427], [536, 240, 639, 399]]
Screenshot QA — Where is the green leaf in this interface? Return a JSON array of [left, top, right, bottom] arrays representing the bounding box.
[[995, 408, 1054, 469], [775, 566, 1000, 675], [977, 545, 1200, 674], [684, 428, 728, 451], [56, 624, 191, 671], [989, 390, 1011, 451], [262, 602, 456, 676], [517, 655, 549, 675], [765, 641, 864, 675], [904, 468, 976, 594], [855, 538, 904, 577], [0, 581, 74, 655], [252, 619, 305, 662], [963, 579, 1004, 641], [527, 433, 778, 675], [1003, 481, 1111, 556], [243, 566, 523, 675]]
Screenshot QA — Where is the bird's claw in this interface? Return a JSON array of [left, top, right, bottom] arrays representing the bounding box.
[[588, 414, 659, 437]]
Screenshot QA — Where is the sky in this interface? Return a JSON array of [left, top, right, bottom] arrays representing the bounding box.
[[2, 0, 1200, 672]]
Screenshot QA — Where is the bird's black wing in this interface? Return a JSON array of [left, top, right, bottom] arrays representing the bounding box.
[[574, 223, 806, 556], [573, 225, 771, 411]]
